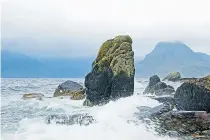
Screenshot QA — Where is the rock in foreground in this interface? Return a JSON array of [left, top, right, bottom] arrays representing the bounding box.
[[175, 75, 210, 113], [84, 35, 135, 106], [163, 72, 181, 82], [144, 75, 175, 96], [45, 114, 96, 126], [53, 80, 85, 100], [22, 93, 44, 100], [159, 111, 209, 134]]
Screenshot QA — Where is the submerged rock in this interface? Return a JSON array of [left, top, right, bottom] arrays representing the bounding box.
[[53, 80, 85, 100], [22, 93, 44, 100], [144, 75, 175, 96], [175, 76, 210, 113], [84, 35, 135, 106], [45, 114, 96, 126], [163, 72, 181, 82]]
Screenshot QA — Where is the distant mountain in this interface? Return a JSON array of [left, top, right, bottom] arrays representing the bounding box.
[[135, 42, 210, 78], [1, 50, 94, 78]]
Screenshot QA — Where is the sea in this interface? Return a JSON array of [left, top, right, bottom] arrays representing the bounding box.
[[1, 78, 183, 140]]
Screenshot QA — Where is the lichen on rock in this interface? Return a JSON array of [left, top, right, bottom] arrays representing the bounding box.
[[84, 35, 135, 106], [93, 35, 134, 77]]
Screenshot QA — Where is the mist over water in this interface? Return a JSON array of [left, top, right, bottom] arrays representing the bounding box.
[[1, 78, 181, 140]]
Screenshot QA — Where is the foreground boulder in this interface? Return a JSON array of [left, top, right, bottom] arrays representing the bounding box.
[[135, 105, 209, 135], [45, 114, 96, 126], [53, 80, 85, 100], [163, 72, 181, 82], [158, 111, 209, 134], [175, 75, 210, 113], [22, 93, 44, 100], [84, 35, 135, 106], [144, 75, 175, 96]]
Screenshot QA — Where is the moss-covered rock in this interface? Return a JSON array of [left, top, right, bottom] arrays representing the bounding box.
[[163, 72, 181, 82], [53, 80, 85, 100], [84, 35, 135, 106], [70, 89, 86, 100], [93, 35, 134, 77]]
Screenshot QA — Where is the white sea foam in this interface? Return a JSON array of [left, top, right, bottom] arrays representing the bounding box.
[[1, 78, 181, 140]]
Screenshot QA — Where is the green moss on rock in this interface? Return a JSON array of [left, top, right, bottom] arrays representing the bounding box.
[[163, 72, 181, 81], [93, 35, 134, 77]]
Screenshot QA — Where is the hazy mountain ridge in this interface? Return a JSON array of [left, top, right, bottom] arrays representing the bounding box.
[[1, 50, 94, 78], [136, 42, 210, 78], [2, 42, 210, 78]]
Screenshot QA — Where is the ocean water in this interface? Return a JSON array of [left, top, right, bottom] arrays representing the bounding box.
[[1, 78, 182, 140]]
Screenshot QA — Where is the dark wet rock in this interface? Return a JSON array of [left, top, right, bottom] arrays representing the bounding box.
[[155, 87, 176, 96], [175, 81, 210, 113], [135, 104, 174, 120], [146, 75, 161, 89], [84, 35, 135, 106], [135, 103, 209, 135], [45, 114, 96, 126], [144, 75, 175, 96], [158, 111, 209, 134], [53, 80, 85, 100], [163, 72, 181, 82], [22, 93, 44, 100]]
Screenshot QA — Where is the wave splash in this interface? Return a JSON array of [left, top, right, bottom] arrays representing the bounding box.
[[1, 79, 180, 140]]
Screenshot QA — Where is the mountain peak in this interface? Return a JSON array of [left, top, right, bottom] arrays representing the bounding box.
[[153, 41, 193, 53], [136, 42, 210, 78]]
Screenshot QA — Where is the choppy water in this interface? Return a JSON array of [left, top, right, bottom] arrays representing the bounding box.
[[1, 78, 182, 140]]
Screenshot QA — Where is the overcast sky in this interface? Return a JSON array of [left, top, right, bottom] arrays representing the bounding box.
[[1, 0, 210, 58]]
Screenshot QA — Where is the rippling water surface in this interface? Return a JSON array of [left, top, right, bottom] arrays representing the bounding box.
[[1, 78, 182, 140]]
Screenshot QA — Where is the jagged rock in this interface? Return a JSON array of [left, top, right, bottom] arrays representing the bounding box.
[[144, 75, 175, 96], [84, 35, 135, 106], [175, 76, 210, 113], [45, 114, 96, 126], [53, 80, 85, 100], [22, 93, 44, 100], [163, 72, 181, 82]]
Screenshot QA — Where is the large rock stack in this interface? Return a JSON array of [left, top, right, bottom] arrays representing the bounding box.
[[84, 35, 135, 106]]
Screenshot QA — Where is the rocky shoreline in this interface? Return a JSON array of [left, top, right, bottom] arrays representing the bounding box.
[[20, 35, 210, 139]]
